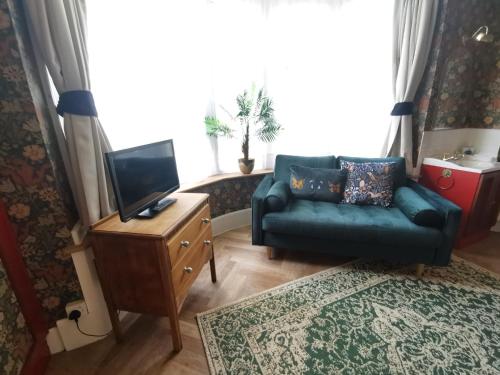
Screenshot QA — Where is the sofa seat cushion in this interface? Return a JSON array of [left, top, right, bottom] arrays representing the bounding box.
[[262, 199, 442, 249]]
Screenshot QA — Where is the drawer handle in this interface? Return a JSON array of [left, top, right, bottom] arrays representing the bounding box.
[[204, 240, 211, 246], [180, 240, 190, 248], [201, 217, 211, 224], [184, 266, 193, 274], [437, 175, 455, 190]]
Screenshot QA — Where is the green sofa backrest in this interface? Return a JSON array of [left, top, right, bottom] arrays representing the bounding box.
[[274, 154, 407, 189], [336, 156, 407, 189], [274, 154, 336, 183]]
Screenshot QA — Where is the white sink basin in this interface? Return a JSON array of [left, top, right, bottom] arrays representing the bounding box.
[[423, 157, 500, 174], [453, 160, 497, 170]]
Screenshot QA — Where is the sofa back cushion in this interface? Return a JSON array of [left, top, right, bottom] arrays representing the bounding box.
[[274, 154, 336, 183], [290, 165, 347, 203], [337, 156, 406, 189]]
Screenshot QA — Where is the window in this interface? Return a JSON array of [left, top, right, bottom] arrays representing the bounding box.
[[87, 0, 393, 183]]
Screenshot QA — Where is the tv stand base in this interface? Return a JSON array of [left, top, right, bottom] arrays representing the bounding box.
[[136, 197, 177, 219]]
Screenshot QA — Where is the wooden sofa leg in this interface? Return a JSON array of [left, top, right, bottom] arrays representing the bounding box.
[[267, 247, 277, 260], [416, 263, 424, 278]]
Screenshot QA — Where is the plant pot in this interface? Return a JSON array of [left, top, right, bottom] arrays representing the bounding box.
[[238, 158, 255, 174]]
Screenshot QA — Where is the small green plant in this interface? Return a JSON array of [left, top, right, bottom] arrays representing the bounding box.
[[204, 86, 282, 162], [204, 116, 233, 138]]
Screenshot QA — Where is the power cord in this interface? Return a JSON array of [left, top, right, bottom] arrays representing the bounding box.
[[68, 310, 112, 337]]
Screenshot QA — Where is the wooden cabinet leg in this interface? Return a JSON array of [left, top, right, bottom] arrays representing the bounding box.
[[210, 252, 217, 283], [164, 281, 182, 352], [94, 258, 123, 342], [164, 272, 182, 352], [416, 263, 424, 278], [267, 247, 277, 260], [108, 307, 123, 342], [168, 312, 183, 352]]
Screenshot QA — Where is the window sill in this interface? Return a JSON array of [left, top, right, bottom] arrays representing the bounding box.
[[179, 169, 273, 192]]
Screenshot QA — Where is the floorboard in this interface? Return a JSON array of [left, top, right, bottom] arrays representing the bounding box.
[[46, 226, 500, 375]]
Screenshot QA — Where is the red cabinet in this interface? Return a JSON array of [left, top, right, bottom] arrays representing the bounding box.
[[420, 164, 500, 248]]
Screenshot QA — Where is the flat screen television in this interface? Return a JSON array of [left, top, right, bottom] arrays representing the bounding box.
[[105, 139, 180, 222]]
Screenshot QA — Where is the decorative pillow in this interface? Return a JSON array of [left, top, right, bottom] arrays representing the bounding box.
[[289, 165, 347, 203], [265, 181, 291, 212], [394, 187, 445, 228], [340, 161, 396, 207]]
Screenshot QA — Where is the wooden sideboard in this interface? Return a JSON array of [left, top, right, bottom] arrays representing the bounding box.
[[90, 192, 216, 352]]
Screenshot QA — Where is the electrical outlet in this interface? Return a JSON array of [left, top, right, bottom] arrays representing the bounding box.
[[65, 300, 88, 318]]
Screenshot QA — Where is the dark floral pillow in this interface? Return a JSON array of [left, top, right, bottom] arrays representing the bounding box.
[[340, 161, 396, 207]]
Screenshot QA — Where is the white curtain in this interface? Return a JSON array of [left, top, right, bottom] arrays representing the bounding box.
[[382, 0, 438, 175], [86, 0, 394, 183], [86, 0, 215, 183], [24, 0, 115, 228], [264, 0, 393, 159]]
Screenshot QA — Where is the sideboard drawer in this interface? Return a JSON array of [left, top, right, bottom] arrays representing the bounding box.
[[168, 204, 211, 267], [171, 228, 213, 303]]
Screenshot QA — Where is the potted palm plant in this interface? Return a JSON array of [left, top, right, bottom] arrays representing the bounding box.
[[204, 87, 282, 174]]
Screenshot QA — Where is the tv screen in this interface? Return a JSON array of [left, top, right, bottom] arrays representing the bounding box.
[[105, 139, 180, 222]]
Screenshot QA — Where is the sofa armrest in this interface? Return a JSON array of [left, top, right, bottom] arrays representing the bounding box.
[[406, 179, 462, 266], [265, 181, 291, 212], [252, 175, 274, 245], [394, 187, 444, 229]]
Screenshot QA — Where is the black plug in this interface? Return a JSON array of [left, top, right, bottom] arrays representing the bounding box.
[[68, 309, 110, 337], [68, 310, 82, 322]]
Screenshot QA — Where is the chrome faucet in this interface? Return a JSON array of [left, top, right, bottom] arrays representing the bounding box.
[[442, 152, 464, 161]]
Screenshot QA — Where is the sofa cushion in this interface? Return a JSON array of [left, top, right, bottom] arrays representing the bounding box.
[[290, 165, 347, 203], [274, 154, 336, 183], [340, 161, 396, 207], [337, 156, 406, 189], [265, 181, 291, 212], [262, 199, 442, 249], [394, 187, 444, 229]]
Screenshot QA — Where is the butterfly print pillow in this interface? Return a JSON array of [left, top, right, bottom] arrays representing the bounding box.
[[289, 165, 347, 203]]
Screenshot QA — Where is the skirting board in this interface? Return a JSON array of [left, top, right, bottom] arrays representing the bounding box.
[[211, 208, 251, 237], [46, 327, 64, 354]]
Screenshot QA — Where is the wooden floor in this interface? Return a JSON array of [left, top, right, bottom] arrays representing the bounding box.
[[47, 226, 500, 375]]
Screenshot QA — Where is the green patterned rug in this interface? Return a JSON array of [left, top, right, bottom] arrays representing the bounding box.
[[197, 257, 500, 374]]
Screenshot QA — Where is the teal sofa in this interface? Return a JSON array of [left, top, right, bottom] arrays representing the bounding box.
[[252, 155, 462, 266]]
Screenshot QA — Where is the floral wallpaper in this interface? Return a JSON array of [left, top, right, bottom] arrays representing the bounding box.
[[0, 259, 33, 375], [0, 0, 82, 326], [185, 173, 270, 218], [414, 0, 500, 161], [413, 0, 448, 163]]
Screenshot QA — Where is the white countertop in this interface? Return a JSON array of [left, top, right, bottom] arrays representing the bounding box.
[[423, 157, 500, 174]]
